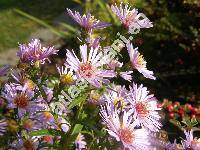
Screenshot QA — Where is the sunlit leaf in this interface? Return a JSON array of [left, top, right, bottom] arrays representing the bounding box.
[[30, 129, 60, 136], [71, 124, 83, 135], [68, 94, 88, 109]]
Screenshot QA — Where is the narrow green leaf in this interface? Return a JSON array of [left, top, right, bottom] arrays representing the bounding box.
[[191, 118, 198, 126], [96, 0, 119, 25], [73, 0, 82, 4], [59, 22, 78, 33], [68, 94, 88, 109], [30, 129, 60, 136], [81, 131, 93, 137], [14, 9, 67, 38], [71, 124, 83, 135], [170, 119, 182, 128]]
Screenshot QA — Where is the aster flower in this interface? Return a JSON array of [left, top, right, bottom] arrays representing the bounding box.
[[111, 3, 153, 33], [2, 83, 45, 118], [103, 85, 129, 111], [0, 119, 7, 136], [127, 42, 156, 80], [182, 129, 200, 150], [17, 39, 58, 64], [11, 69, 36, 91], [119, 71, 133, 82], [35, 111, 55, 129], [86, 36, 101, 49], [165, 140, 182, 150], [43, 86, 53, 103], [11, 136, 40, 150], [57, 65, 77, 85], [67, 8, 111, 31], [100, 105, 150, 150], [107, 59, 123, 70], [75, 133, 87, 150], [0, 65, 9, 77], [65, 44, 116, 88], [56, 116, 70, 133], [127, 83, 162, 132], [22, 118, 43, 132], [148, 130, 169, 149], [88, 90, 104, 105]]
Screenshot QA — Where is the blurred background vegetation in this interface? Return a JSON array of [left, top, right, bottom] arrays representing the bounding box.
[[0, 0, 199, 138], [0, 0, 76, 50]]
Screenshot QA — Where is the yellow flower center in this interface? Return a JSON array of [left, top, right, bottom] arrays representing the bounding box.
[[137, 54, 146, 67], [90, 90, 100, 101], [7, 119, 19, 132], [43, 112, 54, 121], [61, 73, 74, 84], [24, 79, 35, 90], [113, 97, 126, 109]]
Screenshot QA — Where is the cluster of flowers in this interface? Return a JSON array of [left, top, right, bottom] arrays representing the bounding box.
[[0, 3, 199, 150], [166, 129, 200, 150], [160, 99, 200, 119]]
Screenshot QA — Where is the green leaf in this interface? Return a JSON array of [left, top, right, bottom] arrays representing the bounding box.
[[14, 9, 68, 38], [191, 118, 198, 126], [96, 0, 119, 25], [95, 128, 107, 137], [73, 0, 82, 4], [182, 117, 191, 126], [170, 119, 182, 128], [71, 124, 83, 135], [68, 94, 88, 109], [59, 22, 78, 33], [81, 130, 93, 137], [30, 129, 60, 136]]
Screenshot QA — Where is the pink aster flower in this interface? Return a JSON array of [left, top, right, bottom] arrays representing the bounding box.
[[127, 83, 162, 132], [88, 90, 104, 105], [75, 133, 87, 150], [67, 8, 111, 31], [65, 44, 116, 88], [107, 59, 123, 70], [17, 39, 58, 64], [0, 119, 7, 136], [103, 85, 129, 111], [0, 65, 9, 77], [165, 140, 180, 150], [119, 71, 133, 82], [100, 105, 150, 150], [86, 36, 101, 49], [2, 83, 45, 118], [127, 42, 156, 80], [111, 3, 153, 33], [182, 129, 200, 150]]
